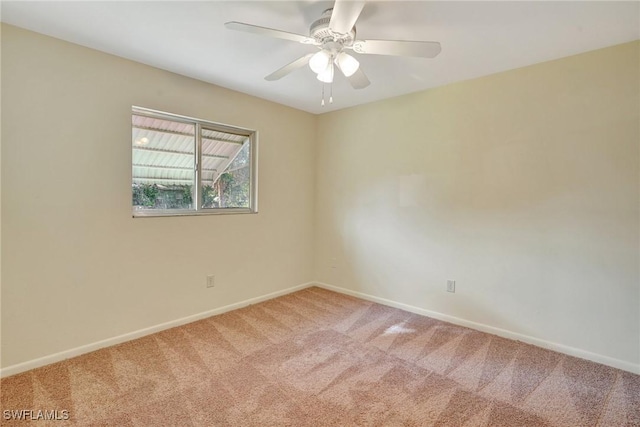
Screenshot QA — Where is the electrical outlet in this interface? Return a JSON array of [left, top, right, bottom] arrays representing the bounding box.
[[447, 280, 455, 293], [206, 275, 215, 288]]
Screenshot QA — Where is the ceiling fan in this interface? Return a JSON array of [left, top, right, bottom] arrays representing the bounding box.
[[225, 0, 441, 97]]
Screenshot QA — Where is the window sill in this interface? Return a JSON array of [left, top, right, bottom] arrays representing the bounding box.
[[132, 208, 257, 218]]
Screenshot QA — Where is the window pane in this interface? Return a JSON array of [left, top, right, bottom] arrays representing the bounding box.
[[201, 128, 251, 209], [132, 114, 195, 211]]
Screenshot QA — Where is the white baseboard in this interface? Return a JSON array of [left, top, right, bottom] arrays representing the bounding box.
[[4, 281, 637, 377], [0, 282, 315, 378], [315, 282, 640, 375]]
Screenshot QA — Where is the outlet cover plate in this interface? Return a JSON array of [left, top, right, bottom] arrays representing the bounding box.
[[447, 280, 455, 293], [207, 275, 215, 288]]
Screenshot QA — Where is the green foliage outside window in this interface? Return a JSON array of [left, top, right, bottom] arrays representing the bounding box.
[[202, 142, 251, 208], [132, 183, 193, 209], [133, 143, 250, 210]]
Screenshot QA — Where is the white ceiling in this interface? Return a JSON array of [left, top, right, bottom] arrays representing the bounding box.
[[2, 1, 638, 114]]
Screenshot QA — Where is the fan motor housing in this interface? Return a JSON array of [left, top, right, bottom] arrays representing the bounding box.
[[310, 8, 356, 46]]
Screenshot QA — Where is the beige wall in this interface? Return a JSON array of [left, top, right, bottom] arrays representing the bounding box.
[[1, 25, 316, 367], [0, 23, 3, 369], [315, 42, 640, 367], [2, 23, 639, 372]]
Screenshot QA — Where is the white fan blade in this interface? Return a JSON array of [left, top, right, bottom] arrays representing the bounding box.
[[337, 64, 370, 89], [265, 53, 314, 81], [353, 39, 441, 58], [348, 67, 370, 89], [225, 22, 317, 45], [329, 0, 365, 35]]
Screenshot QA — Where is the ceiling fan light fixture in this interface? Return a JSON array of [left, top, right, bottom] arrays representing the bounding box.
[[336, 52, 359, 77], [317, 62, 334, 83], [309, 50, 331, 74]]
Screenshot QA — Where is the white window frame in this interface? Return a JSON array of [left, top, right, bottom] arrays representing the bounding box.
[[132, 106, 258, 217]]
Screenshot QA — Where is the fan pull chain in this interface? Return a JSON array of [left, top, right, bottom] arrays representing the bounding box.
[[321, 84, 325, 107], [329, 62, 334, 104]]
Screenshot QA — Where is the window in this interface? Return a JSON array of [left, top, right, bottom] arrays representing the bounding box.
[[132, 107, 257, 217]]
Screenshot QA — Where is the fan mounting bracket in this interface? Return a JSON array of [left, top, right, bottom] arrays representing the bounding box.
[[309, 8, 356, 47]]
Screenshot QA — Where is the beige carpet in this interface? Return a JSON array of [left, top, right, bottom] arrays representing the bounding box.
[[1, 287, 639, 426]]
